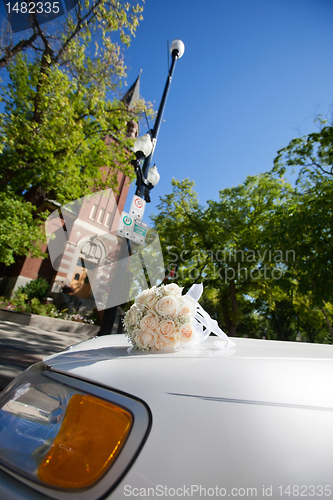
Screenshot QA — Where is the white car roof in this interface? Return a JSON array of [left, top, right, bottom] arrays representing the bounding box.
[[44, 335, 333, 410]]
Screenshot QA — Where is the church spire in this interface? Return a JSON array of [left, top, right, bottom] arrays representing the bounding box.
[[121, 73, 141, 110]]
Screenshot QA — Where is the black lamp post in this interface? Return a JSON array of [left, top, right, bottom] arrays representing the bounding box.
[[98, 39, 185, 336], [134, 39, 185, 201]]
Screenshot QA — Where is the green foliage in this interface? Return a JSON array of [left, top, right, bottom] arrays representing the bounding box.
[[27, 298, 55, 316], [0, 1, 145, 72], [16, 278, 49, 301], [8, 278, 52, 315], [152, 174, 293, 336], [85, 308, 101, 326], [0, 1, 153, 264], [271, 115, 333, 337], [0, 295, 97, 323], [267, 179, 333, 307], [0, 189, 47, 264], [151, 114, 333, 341], [274, 116, 333, 185], [0, 292, 57, 316], [325, 331, 333, 345], [152, 163, 333, 341], [0, 55, 141, 203]]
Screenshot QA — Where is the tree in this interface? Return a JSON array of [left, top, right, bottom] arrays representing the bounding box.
[[0, 1, 153, 265], [0, 0, 144, 72], [153, 116, 333, 341], [0, 190, 47, 264], [272, 117, 333, 335], [274, 116, 333, 185], [0, 54, 149, 204], [152, 174, 291, 336], [205, 173, 292, 336], [151, 178, 207, 287], [293, 293, 330, 344], [153, 171, 332, 342]]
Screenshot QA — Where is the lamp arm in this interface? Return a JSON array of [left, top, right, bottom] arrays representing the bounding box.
[[138, 52, 180, 196], [132, 159, 143, 195]]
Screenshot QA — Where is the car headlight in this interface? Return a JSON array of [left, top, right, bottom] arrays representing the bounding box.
[[0, 363, 151, 500]]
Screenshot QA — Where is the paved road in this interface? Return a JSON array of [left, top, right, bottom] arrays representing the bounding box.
[[0, 320, 94, 390]]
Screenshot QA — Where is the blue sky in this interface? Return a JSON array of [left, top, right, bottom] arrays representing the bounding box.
[[0, 0, 332, 223], [121, 0, 333, 221]]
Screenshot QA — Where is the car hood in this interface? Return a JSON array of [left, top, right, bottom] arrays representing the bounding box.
[[40, 335, 333, 494], [44, 335, 333, 410]]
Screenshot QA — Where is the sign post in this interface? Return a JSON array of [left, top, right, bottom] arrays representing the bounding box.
[[117, 195, 147, 245], [129, 195, 146, 220]]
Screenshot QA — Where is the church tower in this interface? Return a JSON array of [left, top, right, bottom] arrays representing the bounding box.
[[121, 74, 141, 139]]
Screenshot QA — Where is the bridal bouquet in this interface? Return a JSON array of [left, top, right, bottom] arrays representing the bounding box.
[[123, 283, 234, 351]]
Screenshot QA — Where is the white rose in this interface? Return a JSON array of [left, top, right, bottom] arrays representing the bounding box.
[[155, 295, 180, 317], [152, 335, 176, 350], [179, 296, 197, 318], [140, 310, 158, 332], [164, 283, 183, 297], [135, 288, 150, 305], [145, 292, 158, 310], [128, 304, 139, 325], [157, 319, 176, 340], [177, 323, 195, 344], [133, 329, 157, 349]]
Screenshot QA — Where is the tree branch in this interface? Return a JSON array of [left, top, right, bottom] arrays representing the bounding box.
[[54, 0, 103, 65], [0, 32, 38, 68], [319, 306, 333, 336], [309, 155, 333, 176]]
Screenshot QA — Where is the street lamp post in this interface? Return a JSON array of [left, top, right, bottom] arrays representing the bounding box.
[[98, 39, 185, 336], [137, 39, 185, 200]]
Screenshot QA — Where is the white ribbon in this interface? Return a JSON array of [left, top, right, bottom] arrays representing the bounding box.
[[186, 284, 236, 349]]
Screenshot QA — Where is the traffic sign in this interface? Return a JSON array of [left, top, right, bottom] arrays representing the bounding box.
[[117, 212, 148, 245], [129, 195, 146, 219], [117, 212, 134, 239], [131, 220, 148, 245]]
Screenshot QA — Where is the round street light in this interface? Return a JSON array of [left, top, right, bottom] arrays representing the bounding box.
[[147, 165, 160, 187], [170, 39, 185, 59], [133, 133, 153, 159]]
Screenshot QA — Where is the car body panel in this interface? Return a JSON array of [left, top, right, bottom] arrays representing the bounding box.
[[40, 336, 333, 498]]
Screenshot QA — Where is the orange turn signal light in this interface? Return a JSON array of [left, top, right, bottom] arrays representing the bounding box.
[[37, 394, 132, 489]]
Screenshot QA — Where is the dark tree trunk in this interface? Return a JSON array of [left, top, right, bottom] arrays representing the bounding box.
[[227, 280, 237, 337], [320, 307, 333, 336]]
